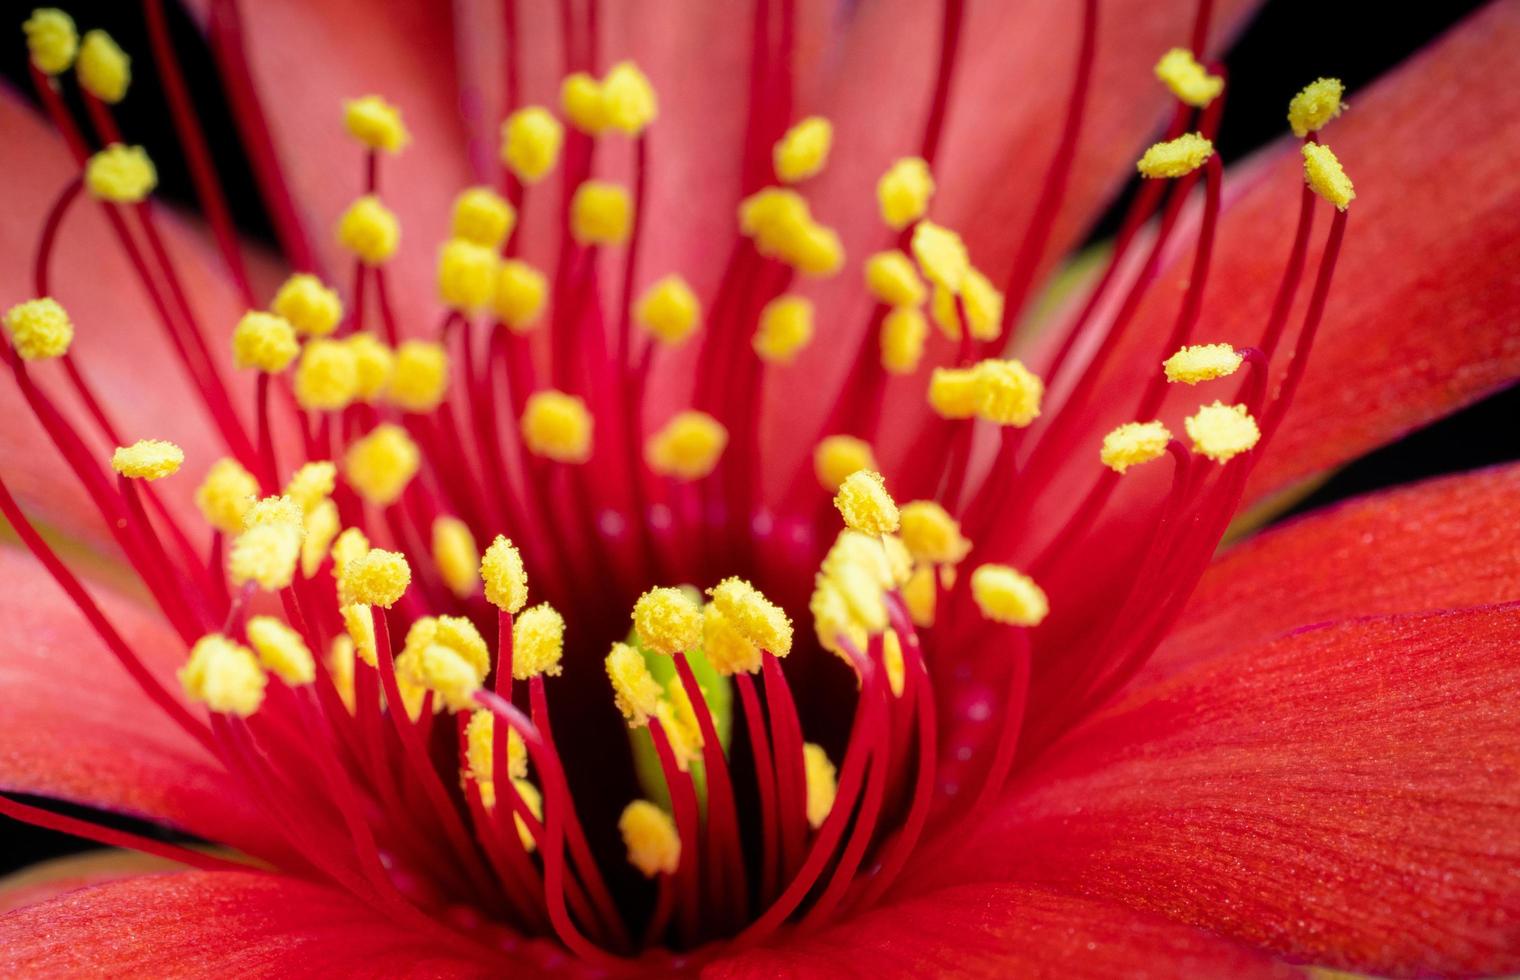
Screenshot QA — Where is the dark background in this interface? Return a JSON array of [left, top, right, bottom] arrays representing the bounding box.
[[0, 0, 1508, 875]]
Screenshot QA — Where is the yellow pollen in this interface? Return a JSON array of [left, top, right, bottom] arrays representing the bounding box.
[[803, 743, 837, 829], [774, 116, 833, 183], [899, 500, 971, 565], [902, 564, 936, 627], [23, 9, 77, 75], [932, 268, 1004, 342], [880, 307, 928, 375], [1164, 343, 1243, 384], [480, 535, 529, 614], [501, 106, 564, 184], [703, 602, 761, 676], [606, 641, 662, 726], [753, 294, 815, 364], [910, 221, 970, 292], [505, 779, 543, 848], [633, 587, 703, 656], [231, 311, 298, 373], [646, 410, 728, 481], [560, 72, 609, 134], [792, 218, 844, 275], [834, 469, 899, 536], [179, 634, 265, 717], [282, 461, 336, 516], [387, 340, 450, 412], [513, 603, 565, 679], [975, 358, 1044, 426], [76, 29, 130, 103], [416, 643, 482, 712], [1101, 421, 1173, 474], [813, 435, 877, 494], [405, 612, 493, 681], [271, 274, 342, 337], [300, 498, 340, 578], [602, 61, 659, 135], [341, 548, 411, 608], [437, 238, 498, 313], [4, 297, 73, 360], [110, 439, 183, 481], [971, 564, 1049, 627], [84, 144, 156, 203], [343, 94, 409, 153], [927, 366, 981, 420], [329, 636, 357, 712], [620, 800, 680, 877], [1137, 132, 1214, 179], [882, 629, 906, 698], [707, 577, 793, 656], [331, 526, 371, 579], [657, 679, 704, 770], [635, 275, 701, 345], [1289, 77, 1346, 138], [465, 710, 528, 784], [864, 250, 927, 308], [1302, 142, 1355, 211], [521, 390, 593, 463], [195, 458, 258, 534], [570, 180, 632, 246], [739, 187, 809, 249], [824, 559, 889, 635], [877, 157, 935, 230], [1154, 47, 1223, 108], [432, 516, 480, 599], [451, 187, 516, 249], [493, 260, 549, 333], [230, 523, 301, 591], [294, 338, 360, 411], [245, 616, 315, 686], [342, 603, 376, 667], [336, 195, 400, 265], [1185, 401, 1261, 463], [343, 423, 419, 505], [809, 576, 866, 661], [242, 494, 302, 532], [345, 333, 394, 400]]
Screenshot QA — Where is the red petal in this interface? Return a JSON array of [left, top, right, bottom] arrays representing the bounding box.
[[0, 870, 504, 976], [707, 881, 1290, 979], [0, 851, 183, 915], [917, 604, 1520, 975]]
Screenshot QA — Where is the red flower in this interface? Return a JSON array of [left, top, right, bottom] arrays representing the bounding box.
[[2, 0, 1518, 976]]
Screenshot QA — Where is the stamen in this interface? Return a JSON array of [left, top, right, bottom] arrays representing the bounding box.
[[76, 29, 130, 104], [1288, 77, 1346, 137]]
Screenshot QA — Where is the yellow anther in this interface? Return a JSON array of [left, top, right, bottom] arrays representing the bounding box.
[[882, 629, 906, 698], [512, 602, 565, 679], [902, 564, 936, 627], [465, 710, 527, 784], [633, 587, 703, 656], [329, 636, 357, 712], [975, 358, 1043, 427], [571, 180, 633, 245], [880, 307, 928, 376], [437, 238, 498, 313], [789, 221, 844, 277], [739, 187, 810, 247], [242, 494, 302, 532], [1164, 343, 1243, 384], [343, 95, 409, 153], [602, 61, 658, 135], [899, 500, 971, 565], [300, 498, 340, 578], [416, 643, 482, 711], [23, 9, 77, 75], [707, 577, 794, 656], [110, 439, 183, 481], [752, 294, 814, 364], [877, 157, 935, 230], [1101, 421, 1173, 474], [657, 678, 704, 770], [451, 187, 516, 248], [911, 221, 970, 292], [1185, 400, 1261, 463], [84, 144, 156, 203], [282, 461, 336, 516], [521, 390, 593, 463], [343, 423, 419, 505], [231, 311, 299, 373], [480, 535, 529, 614], [403, 609, 490, 679], [493, 260, 549, 333], [1288, 77, 1345, 138], [825, 528, 906, 592], [245, 616, 315, 686], [195, 458, 258, 534], [703, 602, 761, 677], [774, 116, 833, 183], [336, 195, 400, 265], [3, 297, 72, 360], [803, 742, 837, 828], [932, 268, 1004, 342], [76, 29, 130, 103], [271, 274, 342, 338], [505, 779, 543, 848], [229, 523, 301, 591], [294, 338, 360, 411], [501, 106, 564, 183], [927, 366, 981, 419], [342, 603, 376, 666], [970, 564, 1049, 627], [634, 275, 701, 345], [814, 435, 877, 494], [1302, 142, 1355, 211], [560, 72, 608, 134], [865, 250, 927, 308], [345, 333, 394, 400], [179, 634, 265, 717], [387, 340, 449, 413], [1154, 48, 1223, 108], [341, 548, 411, 608], [1137, 132, 1214, 179], [646, 410, 727, 481], [331, 526, 370, 579], [810, 576, 866, 661], [607, 641, 662, 726], [620, 800, 680, 877], [432, 516, 480, 599], [824, 559, 889, 634]]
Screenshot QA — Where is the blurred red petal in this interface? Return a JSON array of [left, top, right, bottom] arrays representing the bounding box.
[[0, 851, 184, 915]]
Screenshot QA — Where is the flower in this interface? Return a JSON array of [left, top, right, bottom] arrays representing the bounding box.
[[1, 1, 1518, 977]]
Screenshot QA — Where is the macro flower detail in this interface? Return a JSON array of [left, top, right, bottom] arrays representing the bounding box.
[[1, 1, 1518, 977]]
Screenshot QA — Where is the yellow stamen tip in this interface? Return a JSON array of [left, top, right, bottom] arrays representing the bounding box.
[[708, 577, 793, 656], [774, 116, 833, 183], [803, 742, 837, 829], [738, 189, 842, 277], [195, 458, 258, 534], [341, 602, 376, 666], [465, 710, 528, 787], [877, 157, 935, 230], [345, 333, 394, 401], [242, 494, 303, 532], [521, 390, 593, 463], [620, 800, 680, 877], [570, 180, 632, 246], [1288, 78, 1345, 138], [931, 268, 1004, 342], [500, 106, 564, 184], [602, 61, 659, 135], [76, 29, 130, 104], [432, 516, 480, 599], [607, 641, 662, 726], [899, 500, 971, 565], [753, 294, 815, 364], [493, 260, 549, 333], [633, 586, 702, 656], [646, 410, 728, 481], [84, 144, 156, 203], [927, 366, 981, 420], [883, 629, 906, 698], [300, 498, 340, 578], [387, 339, 450, 413], [437, 238, 499, 313], [294, 338, 361, 412], [1302, 141, 1355, 211], [330, 527, 372, 588], [230, 523, 302, 591], [282, 460, 337, 516], [910, 220, 970, 292], [1101, 421, 1173, 474], [179, 634, 266, 717], [902, 564, 937, 628], [974, 358, 1044, 427], [814, 435, 877, 494], [341, 548, 411, 608], [703, 602, 761, 677], [1137, 132, 1214, 179], [880, 306, 928, 376], [343, 94, 409, 153], [416, 642, 482, 712], [834, 469, 899, 535], [451, 187, 517, 249], [245, 616, 315, 686], [1154, 47, 1223, 108], [657, 678, 705, 770], [512, 603, 565, 679], [271, 274, 342, 337], [343, 423, 419, 506], [480, 535, 529, 614], [1185, 401, 1261, 463], [561, 71, 609, 134], [407, 613, 491, 679], [1164, 343, 1243, 384], [970, 564, 1049, 627], [865, 250, 927, 308], [111, 439, 183, 481], [4, 297, 73, 360], [232, 311, 299, 373], [23, 9, 77, 75], [635, 275, 701, 345], [336, 195, 400, 265]]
